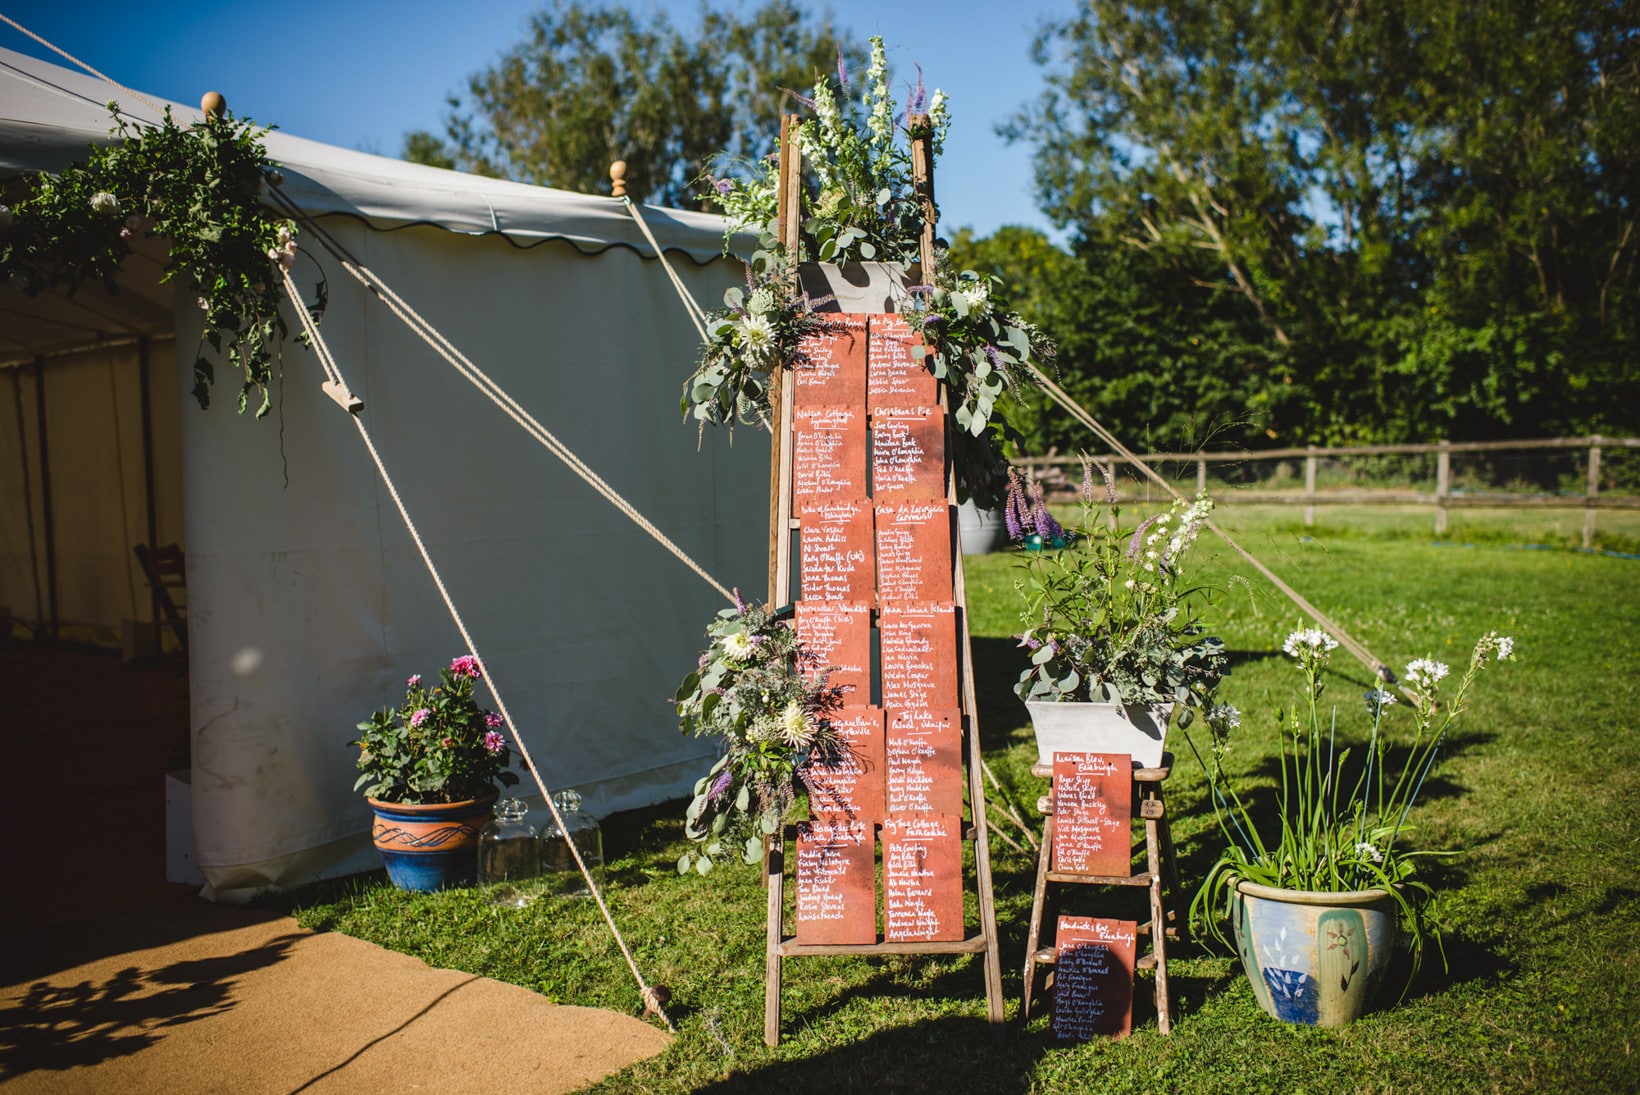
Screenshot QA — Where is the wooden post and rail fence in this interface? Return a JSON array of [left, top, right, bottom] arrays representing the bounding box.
[[1015, 435, 1639, 548]]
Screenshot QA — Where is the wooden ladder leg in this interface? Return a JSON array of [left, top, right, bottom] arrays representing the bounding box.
[[1145, 815, 1171, 1035], [1157, 794, 1189, 943], [764, 835, 785, 1046], [1020, 815, 1055, 1023]]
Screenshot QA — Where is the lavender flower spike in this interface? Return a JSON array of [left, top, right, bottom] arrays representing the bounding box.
[[1030, 481, 1065, 543], [836, 44, 850, 95], [732, 586, 747, 614], [1004, 469, 1030, 541]]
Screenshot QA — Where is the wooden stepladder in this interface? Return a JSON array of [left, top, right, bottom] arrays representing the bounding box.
[[761, 113, 1005, 1045]]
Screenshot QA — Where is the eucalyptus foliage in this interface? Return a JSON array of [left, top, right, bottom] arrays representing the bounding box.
[[1188, 629, 1517, 981], [1010, 462, 1228, 719], [0, 105, 294, 417], [674, 596, 843, 875]]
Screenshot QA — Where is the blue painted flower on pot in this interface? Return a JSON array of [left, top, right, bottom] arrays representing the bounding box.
[[1232, 880, 1399, 1027]]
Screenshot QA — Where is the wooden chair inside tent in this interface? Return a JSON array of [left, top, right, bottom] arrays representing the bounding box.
[[133, 543, 188, 652]]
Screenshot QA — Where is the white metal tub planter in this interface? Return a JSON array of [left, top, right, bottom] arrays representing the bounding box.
[[1004, 463, 1230, 771]]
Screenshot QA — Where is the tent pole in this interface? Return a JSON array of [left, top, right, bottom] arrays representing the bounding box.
[[32, 355, 59, 640], [138, 336, 161, 645]]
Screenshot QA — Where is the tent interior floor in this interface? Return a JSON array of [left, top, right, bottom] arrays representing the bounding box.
[[2, 641, 196, 936]]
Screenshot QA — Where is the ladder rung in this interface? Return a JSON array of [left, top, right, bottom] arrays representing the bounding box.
[[1045, 870, 1152, 886], [1030, 946, 1159, 973]]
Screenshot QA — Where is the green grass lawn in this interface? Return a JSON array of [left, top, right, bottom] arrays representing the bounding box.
[[278, 510, 1640, 1093]]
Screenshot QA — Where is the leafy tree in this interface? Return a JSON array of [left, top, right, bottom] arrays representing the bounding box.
[[403, 0, 862, 209], [1009, 0, 1639, 445]]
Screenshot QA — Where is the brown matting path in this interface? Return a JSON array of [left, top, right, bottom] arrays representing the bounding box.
[[0, 896, 670, 1093]]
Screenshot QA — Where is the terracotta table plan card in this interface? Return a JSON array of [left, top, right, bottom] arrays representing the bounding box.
[[794, 818, 877, 946], [879, 603, 960, 711], [1052, 752, 1134, 877], [804, 706, 885, 823], [793, 314, 867, 409], [885, 707, 964, 816], [874, 500, 953, 605], [794, 601, 871, 702], [798, 500, 875, 603], [870, 406, 946, 500], [793, 406, 866, 501], [881, 813, 965, 943], [867, 312, 938, 410], [1052, 916, 1138, 1040]]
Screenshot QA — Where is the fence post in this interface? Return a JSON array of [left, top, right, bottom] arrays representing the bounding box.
[[1435, 440, 1451, 535], [1304, 447, 1317, 526], [1196, 457, 1207, 495], [1584, 436, 1603, 549]]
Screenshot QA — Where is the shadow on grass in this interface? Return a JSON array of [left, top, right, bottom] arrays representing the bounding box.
[[695, 1013, 1045, 1095]]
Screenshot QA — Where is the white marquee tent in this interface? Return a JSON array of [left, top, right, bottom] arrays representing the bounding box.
[[1, 46, 763, 899]]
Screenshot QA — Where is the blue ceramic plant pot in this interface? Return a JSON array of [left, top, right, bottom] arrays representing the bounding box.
[[367, 789, 499, 892], [1231, 879, 1401, 1026]]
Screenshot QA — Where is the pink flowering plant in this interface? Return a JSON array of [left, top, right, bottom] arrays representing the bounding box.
[[1011, 459, 1229, 725], [351, 655, 519, 805], [674, 595, 844, 874]]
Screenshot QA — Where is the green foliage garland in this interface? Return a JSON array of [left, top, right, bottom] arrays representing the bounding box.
[[0, 104, 294, 417]]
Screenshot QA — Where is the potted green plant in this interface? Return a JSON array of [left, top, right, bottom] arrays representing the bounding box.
[[1187, 629, 1515, 1025], [351, 655, 519, 891], [1007, 462, 1229, 767], [673, 593, 844, 875]]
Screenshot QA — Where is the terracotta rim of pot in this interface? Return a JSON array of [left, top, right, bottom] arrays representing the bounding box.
[[366, 787, 500, 815], [1234, 878, 1399, 906]]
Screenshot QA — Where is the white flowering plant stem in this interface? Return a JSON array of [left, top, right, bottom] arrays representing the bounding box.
[[1186, 629, 1517, 985], [1012, 461, 1229, 720], [0, 105, 297, 417], [674, 593, 845, 874]]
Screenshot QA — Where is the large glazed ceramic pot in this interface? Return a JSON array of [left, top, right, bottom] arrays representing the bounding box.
[[1024, 700, 1171, 768], [1231, 878, 1401, 1026], [367, 788, 499, 892]]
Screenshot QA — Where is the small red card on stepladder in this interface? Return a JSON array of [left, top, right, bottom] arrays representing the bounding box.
[[793, 406, 866, 501], [885, 707, 964, 817], [794, 601, 871, 702], [1052, 915, 1138, 1040], [1052, 752, 1133, 877]]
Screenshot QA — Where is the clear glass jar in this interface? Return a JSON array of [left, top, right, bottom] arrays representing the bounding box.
[[540, 789, 603, 897], [478, 797, 539, 907]]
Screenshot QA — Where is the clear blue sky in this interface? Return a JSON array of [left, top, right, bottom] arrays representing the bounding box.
[[2, 0, 1070, 239]]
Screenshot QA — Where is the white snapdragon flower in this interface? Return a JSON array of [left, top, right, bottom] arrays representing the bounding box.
[[1207, 703, 1241, 731], [89, 191, 120, 214], [721, 631, 755, 660]]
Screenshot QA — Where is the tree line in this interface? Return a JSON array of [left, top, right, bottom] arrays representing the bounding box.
[[406, 0, 1639, 453]]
